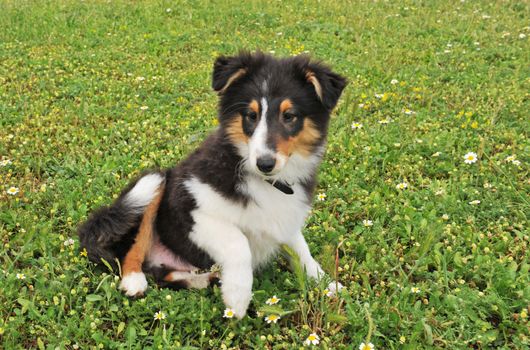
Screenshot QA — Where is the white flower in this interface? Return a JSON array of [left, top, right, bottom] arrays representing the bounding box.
[[442, 214, 449, 221], [374, 93, 383, 99], [512, 160, 521, 166], [265, 295, 280, 305], [378, 118, 392, 124], [359, 342, 375, 350], [358, 103, 365, 108], [6, 187, 19, 195], [469, 200, 481, 205], [391, 79, 399, 85], [505, 155, 516, 162], [16, 273, 26, 280], [166, 8, 172, 13], [323, 289, 333, 297], [304, 333, 320, 346], [362, 219, 373, 227], [483, 183, 493, 188], [403, 108, 415, 115], [435, 189, 445, 196], [411, 287, 421, 294], [519, 33, 527, 39], [351, 122, 363, 130], [153, 311, 166, 320], [316, 193, 327, 201], [140, 106, 149, 111], [432, 151, 441, 157], [223, 308, 235, 318], [463, 152, 478, 164], [0, 159, 12, 166], [396, 182, 408, 190], [264, 314, 280, 324], [63, 238, 75, 246], [135, 76, 145, 82]]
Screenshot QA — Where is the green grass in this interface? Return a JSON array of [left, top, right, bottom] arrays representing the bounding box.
[[1, 0, 529, 348]]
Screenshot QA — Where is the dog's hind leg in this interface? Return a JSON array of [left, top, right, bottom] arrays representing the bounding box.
[[148, 266, 220, 290], [119, 184, 164, 297]]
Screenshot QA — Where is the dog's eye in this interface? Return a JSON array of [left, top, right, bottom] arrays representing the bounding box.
[[282, 112, 297, 123], [245, 111, 258, 122]]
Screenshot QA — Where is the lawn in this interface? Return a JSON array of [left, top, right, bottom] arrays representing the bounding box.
[[0, 0, 529, 349]]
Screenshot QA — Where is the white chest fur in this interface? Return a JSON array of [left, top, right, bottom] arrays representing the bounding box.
[[185, 176, 311, 268]]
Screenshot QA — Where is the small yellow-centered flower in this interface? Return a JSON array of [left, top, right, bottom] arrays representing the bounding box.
[[362, 219, 373, 227], [223, 308, 235, 318], [16, 273, 26, 280], [304, 333, 320, 346], [396, 182, 408, 190], [264, 314, 280, 324], [411, 287, 421, 294], [463, 152, 478, 164], [351, 122, 363, 130], [153, 311, 166, 320], [359, 342, 375, 350], [399, 336, 406, 344], [316, 193, 327, 201], [6, 187, 19, 195], [265, 295, 280, 305]]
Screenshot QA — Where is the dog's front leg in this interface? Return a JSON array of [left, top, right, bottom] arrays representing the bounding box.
[[190, 212, 253, 319], [284, 231, 343, 294], [284, 231, 325, 279]]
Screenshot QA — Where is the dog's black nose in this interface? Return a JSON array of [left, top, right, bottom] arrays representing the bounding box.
[[256, 156, 276, 173]]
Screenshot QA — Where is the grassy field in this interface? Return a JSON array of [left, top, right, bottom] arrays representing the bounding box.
[[1, 0, 529, 348]]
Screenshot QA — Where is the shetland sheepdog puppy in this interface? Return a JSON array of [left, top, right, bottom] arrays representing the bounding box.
[[79, 51, 346, 318]]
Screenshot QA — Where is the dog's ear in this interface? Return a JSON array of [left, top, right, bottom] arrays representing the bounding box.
[[301, 59, 347, 110], [212, 53, 251, 93]]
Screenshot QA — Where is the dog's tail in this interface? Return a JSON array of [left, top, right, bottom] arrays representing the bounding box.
[[78, 172, 166, 269]]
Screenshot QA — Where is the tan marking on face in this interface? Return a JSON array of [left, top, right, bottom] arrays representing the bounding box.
[[279, 99, 293, 113], [219, 68, 247, 93], [121, 185, 164, 279], [249, 99, 259, 114], [226, 114, 249, 144], [306, 71, 323, 101], [276, 119, 321, 157]]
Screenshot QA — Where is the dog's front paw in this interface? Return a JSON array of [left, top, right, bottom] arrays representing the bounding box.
[[325, 281, 344, 296], [222, 284, 252, 319], [120, 272, 148, 297]]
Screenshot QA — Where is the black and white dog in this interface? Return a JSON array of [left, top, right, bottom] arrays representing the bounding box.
[[79, 52, 346, 318]]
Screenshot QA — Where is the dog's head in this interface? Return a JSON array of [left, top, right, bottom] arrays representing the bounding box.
[[213, 51, 346, 179]]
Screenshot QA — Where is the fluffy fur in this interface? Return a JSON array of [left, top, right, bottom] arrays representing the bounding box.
[[79, 51, 346, 318]]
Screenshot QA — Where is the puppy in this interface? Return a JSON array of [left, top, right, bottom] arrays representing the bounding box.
[[79, 51, 346, 318]]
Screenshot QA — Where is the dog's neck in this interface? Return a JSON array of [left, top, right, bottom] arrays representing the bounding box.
[[265, 178, 294, 195]]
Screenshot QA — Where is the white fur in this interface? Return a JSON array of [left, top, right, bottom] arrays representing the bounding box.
[[185, 166, 329, 317], [189, 211, 253, 318], [166, 271, 217, 289], [120, 272, 148, 296], [248, 98, 275, 173], [124, 173, 164, 210]]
